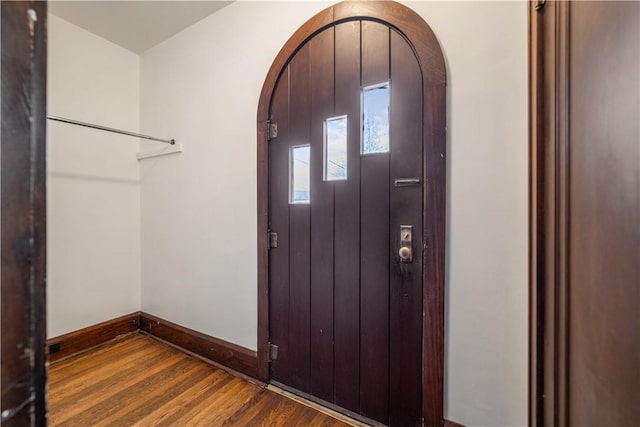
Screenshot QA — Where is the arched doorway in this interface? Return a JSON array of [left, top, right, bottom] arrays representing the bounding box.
[[257, 2, 446, 426]]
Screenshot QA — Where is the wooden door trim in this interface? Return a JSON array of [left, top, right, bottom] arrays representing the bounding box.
[[256, 2, 446, 426], [529, 1, 571, 426], [1, 2, 48, 425]]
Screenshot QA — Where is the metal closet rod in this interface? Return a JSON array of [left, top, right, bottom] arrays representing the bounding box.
[[47, 115, 175, 145]]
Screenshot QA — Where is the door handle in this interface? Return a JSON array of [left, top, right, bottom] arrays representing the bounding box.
[[399, 225, 413, 263]]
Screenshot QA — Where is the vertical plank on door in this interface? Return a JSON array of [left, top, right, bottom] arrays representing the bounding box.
[[288, 45, 312, 393], [309, 27, 335, 403], [268, 69, 291, 384], [333, 20, 361, 413], [389, 29, 424, 427], [359, 20, 390, 424]]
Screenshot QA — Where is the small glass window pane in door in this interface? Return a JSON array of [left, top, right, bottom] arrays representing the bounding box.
[[362, 82, 390, 154], [324, 115, 348, 181], [290, 145, 310, 204]]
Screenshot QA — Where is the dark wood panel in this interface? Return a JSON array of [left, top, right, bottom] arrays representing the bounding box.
[[49, 334, 348, 427], [567, 2, 640, 426], [422, 83, 447, 427], [309, 27, 335, 403], [333, 3, 446, 85], [361, 20, 390, 87], [359, 20, 390, 424], [48, 312, 140, 362], [288, 202, 312, 392], [333, 20, 361, 413], [1, 2, 48, 425], [287, 44, 312, 393], [139, 312, 258, 379], [31, 3, 48, 422], [269, 68, 292, 385], [359, 153, 390, 424], [530, 3, 568, 425], [257, 115, 270, 383], [528, 2, 545, 425], [530, 2, 640, 427], [388, 29, 423, 427]]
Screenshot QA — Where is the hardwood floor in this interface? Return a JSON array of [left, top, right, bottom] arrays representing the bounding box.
[[48, 334, 352, 426]]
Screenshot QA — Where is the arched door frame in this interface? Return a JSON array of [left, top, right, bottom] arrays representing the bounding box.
[[256, 2, 446, 425]]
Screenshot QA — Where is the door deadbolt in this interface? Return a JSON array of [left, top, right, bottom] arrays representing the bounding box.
[[399, 225, 413, 263]]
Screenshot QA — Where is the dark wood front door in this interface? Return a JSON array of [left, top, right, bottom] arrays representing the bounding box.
[[268, 20, 424, 426], [530, 1, 640, 426]]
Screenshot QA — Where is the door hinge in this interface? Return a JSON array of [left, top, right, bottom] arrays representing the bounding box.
[[535, 0, 546, 11], [268, 230, 278, 249], [268, 342, 279, 362], [267, 120, 278, 140]]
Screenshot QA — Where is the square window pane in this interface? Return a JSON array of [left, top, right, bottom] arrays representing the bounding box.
[[290, 145, 310, 204], [324, 115, 348, 181], [362, 83, 390, 154]]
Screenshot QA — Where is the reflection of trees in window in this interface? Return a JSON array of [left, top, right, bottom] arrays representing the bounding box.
[[325, 116, 348, 181], [362, 83, 390, 154]]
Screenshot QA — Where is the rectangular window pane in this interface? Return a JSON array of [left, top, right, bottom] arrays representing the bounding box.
[[324, 115, 348, 181], [362, 82, 390, 154], [290, 145, 310, 204]]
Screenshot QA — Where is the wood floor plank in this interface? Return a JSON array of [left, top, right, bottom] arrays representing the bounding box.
[[102, 360, 212, 425], [243, 394, 299, 426], [156, 374, 246, 426], [281, 404, 321, 427], [48, 334, 150, 384], [48, 334, 352, 427], [49, 343, 167, 403], [51, 351, 188, 424], [149, 373, 237, 427], [221, 391, 278, 427], [311, 414, 351, 427], [48, 332, 147, 369], [177, 378, 261, 425], [130, 370, 228, 426], [220, 388, 273, 426], [49, 335, 162, 392]]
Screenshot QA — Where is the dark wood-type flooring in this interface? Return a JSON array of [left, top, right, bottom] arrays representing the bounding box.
[[48, 334, 352, 426]]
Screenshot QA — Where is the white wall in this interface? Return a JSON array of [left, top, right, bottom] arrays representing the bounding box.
[[140, 2, 528, 426], [404, 3, 529, 426], [139, 1, 333, 351], [47, 14, 141, 337]]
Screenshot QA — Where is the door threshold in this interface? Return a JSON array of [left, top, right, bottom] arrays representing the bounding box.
[[268, 381, 386, 427]]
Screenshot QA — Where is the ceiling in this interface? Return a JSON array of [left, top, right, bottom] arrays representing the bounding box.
[[49, 1, 234, 54]]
